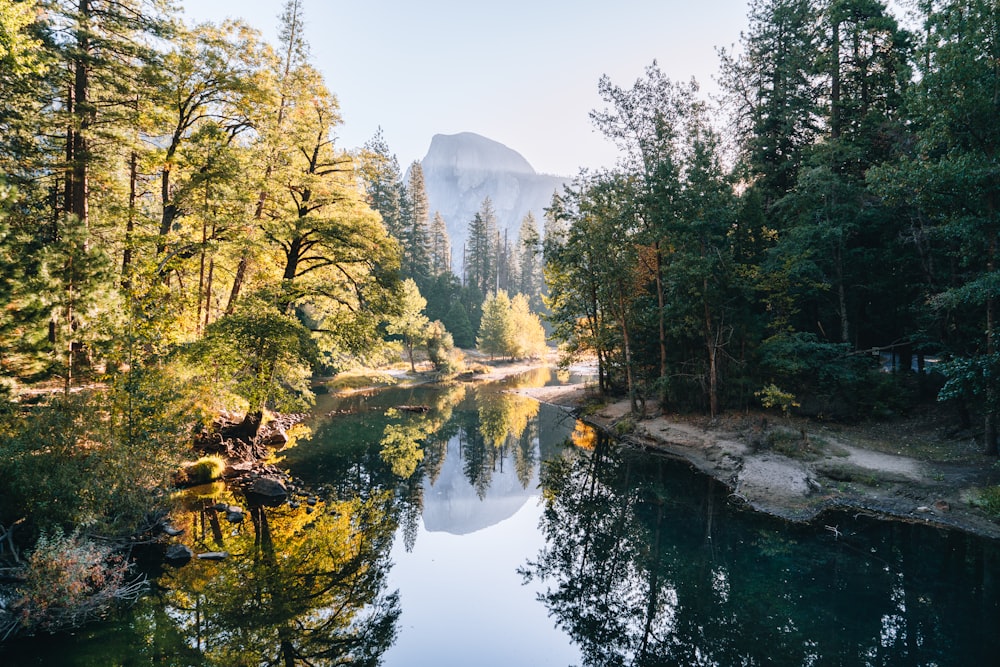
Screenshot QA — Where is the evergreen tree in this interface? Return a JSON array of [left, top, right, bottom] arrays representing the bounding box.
[[360, 128, 406, 241], [477, 290, 514, 359], [403, 161, 432, 286], [429, 211, 451, 276], [516, 212, 544, 311], [465, 197, 498, 296], [869, 0, 1000, 453], [719, 0, 822, 208], [443, 300, 476, 349]]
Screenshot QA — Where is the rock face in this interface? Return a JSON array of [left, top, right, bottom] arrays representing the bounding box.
[[419, 132, 569, 274]]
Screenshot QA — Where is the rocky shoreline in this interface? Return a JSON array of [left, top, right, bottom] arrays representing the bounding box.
[[516, 382, 1000, 542]]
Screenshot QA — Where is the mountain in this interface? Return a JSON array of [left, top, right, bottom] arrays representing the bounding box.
[[419, 132, 569, 275]]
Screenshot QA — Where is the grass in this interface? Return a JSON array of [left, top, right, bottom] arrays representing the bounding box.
[[180, 455, 227, 485], [763, 426, 826, 461], [326, 370, 398, 392]]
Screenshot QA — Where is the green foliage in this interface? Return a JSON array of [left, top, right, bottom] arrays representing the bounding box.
[[938, 355, 1000, 408], [614, 416, 636, 436], [755, 384, 799, 417], [976, 486, 1000, 521], [477, 290, 514, 359], [0, 386, 191, 541], [758, 426, 824, 460], [477, 290, 547, 360], [425, 320, 462, 376], [191, 303, 320, 414], [443, 300, 476, 349], [386, 278, 430, 372]]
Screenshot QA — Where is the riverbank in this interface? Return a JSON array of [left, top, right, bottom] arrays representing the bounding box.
[[516, 381, 1000, 541]]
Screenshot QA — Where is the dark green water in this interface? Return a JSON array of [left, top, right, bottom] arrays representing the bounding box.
[[2, 369, 999, 666]]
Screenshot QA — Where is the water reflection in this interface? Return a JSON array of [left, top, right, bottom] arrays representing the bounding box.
[[5, 371, 997, 666], [522, 433, 1000, 666], [156, 485, 401, 665]]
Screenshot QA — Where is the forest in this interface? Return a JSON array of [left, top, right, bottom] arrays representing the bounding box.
[[0, 0, 999, 642]]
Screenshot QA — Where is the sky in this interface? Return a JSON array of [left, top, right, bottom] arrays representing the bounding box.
[[181, 0, 752, 176]]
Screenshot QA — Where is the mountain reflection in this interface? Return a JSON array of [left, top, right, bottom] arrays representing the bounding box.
[[522, 434, 1000, 667]]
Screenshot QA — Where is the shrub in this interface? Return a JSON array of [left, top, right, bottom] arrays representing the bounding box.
[[426, 321, 463, 376], [614, 416, 636, 436], [755, 384, 799, 417], [977, 486, 1000, 520], [5, 530, 144, 639]]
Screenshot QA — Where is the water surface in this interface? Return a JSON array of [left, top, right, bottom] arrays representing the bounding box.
[[2, 369, 998, 666]]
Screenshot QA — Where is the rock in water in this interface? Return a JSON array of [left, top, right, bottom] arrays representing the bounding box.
[[164, 544, 194, 567], [245, 476, 288, 505]]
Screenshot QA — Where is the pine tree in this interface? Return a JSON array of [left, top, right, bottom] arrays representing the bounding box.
[[719, 0, 822, 208], [403, 161, 432, 286], [516, 212, 543, 311], [465, 197, 498, 295], [360, 128, 406, 240], [477, 290, 514, 359], [429, 211, 451, 276]]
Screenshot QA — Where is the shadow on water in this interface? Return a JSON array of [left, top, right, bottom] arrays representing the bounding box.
[[523, 432, 1000, 667], [3, 371, 999, 665]]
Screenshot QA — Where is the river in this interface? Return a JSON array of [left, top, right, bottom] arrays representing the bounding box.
[[2, 367, 999, 665]]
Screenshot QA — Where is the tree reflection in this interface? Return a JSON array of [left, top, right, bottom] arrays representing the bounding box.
[[523, 434, 1000, 666], [379, 384, 467, 479], [463, 389, 540, 491], [158, 486, 400, 666]]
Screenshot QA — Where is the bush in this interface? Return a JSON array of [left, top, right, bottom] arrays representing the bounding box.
[[977, 486, 1000, 520], [4, 530, 144, 639], [426, 321, 463, 376], [755, 384, 799, 416], [614, 416, 636, 436]]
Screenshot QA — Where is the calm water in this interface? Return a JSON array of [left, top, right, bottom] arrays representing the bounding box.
[[3, 368, 1000, 666]]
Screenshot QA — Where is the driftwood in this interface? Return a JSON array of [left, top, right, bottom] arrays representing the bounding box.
[[398, 405, 430, 413], [0, 518, 24, 564]]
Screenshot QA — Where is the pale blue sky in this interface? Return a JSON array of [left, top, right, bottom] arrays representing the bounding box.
[[182, 0, 751, 176]]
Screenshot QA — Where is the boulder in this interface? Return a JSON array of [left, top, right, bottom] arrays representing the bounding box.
[[197, 551, 229, 561], [245, 476, 288, 506], [164, 544, 194, 567]]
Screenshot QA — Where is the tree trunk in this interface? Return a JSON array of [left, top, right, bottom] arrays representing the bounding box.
[[226, 254, 249, 315], [986, 234, 998, 456], [830, 10, 841, 140], [156, 167, 175, 255], [705, 305, 719, 418], [71, 0, 91, 234], [618, 295, 639, 415], [654, 241, 667, 404], [122, 151, 137, 287]]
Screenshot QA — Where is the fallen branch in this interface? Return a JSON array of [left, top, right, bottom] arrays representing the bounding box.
[[0, 518, 25, 564]]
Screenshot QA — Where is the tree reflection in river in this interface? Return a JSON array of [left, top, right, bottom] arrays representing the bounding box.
[[523, 433, 1000, 666], [157, 487, 400, 666]]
